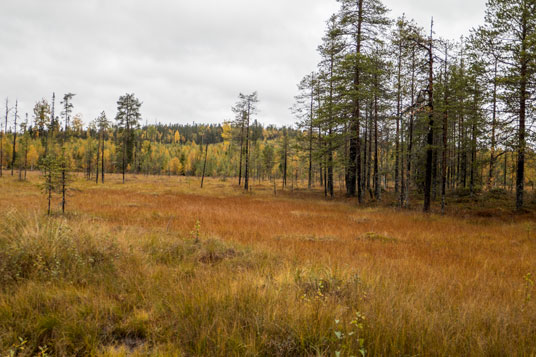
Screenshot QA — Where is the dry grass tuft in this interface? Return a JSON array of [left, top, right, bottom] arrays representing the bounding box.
[[0, 210, 117, 287], [356, 232, 398, 243]]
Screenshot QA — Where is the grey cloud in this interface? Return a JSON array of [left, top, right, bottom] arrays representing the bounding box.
[[0, 0, 485, 128]]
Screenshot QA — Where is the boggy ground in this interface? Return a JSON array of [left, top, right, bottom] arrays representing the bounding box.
[[0, 172, 535, 356]]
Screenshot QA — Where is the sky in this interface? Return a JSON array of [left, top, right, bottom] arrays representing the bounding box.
[[0, 0, 487, 128]]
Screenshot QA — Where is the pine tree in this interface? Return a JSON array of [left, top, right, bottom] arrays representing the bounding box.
[[337, 0, 390, 201], [61, 93, 76, 132], [293, 72, 318, 189], [485, 0, 536, 209], [115, 93, 142, 183], [59, 147, 72, 214], [19, 114, 29, 181], [95, 111, 109, 184], [41, 154, 61, 216], [232, 92, 258, 190], [316, 15, 345, 198]]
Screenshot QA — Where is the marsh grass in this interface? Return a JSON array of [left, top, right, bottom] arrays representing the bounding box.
[[0, 210, 118, 286], [0, 210, 361, 356], [0, 173, 535, 355]]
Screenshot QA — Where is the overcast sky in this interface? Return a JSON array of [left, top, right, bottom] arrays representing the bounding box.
[[0, 0, 486, 128]]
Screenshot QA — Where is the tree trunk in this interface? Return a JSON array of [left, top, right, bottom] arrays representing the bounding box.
[[395, 39, 402, 195], [404, 47, 416, 208], [488, 59, 498, 189], [238, 119, 244, 186], [318, 126, 323, 188], [48, 186, 52, 216], [441, 48, 449, 214], [101, 133, 105, 183], [308, 74, 314, 189], [374, 90, 381, 200], [423, 24, 434, 212], [11, 101, 17, 176], [363, 110, 369, 194], [201, 142, 209, 188], [24, 136, 27, 180], [470, 80, 478, 196], [516, 17, 527, 210], [244, 106, 251, 191], [504, 151, 507, 189], [122, 132, 126, 184], [96, 132, 100, 184], [347, 0, 363, 201], [328, 128, 334, 198], [1, 99, 8, 178], [366, 103, 372, 194], [62, 165, 66, 214], [283, 131, 288, 188]]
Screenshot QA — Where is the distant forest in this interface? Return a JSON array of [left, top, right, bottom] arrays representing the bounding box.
[[1, 0, 535, 213]]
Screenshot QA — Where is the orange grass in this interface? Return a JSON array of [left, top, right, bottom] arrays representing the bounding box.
[[0, 172, 535, 356]]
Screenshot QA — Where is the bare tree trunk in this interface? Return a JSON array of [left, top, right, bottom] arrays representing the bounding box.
[[96, 132, 100, 184], [327, 52, 335, 198], [122, 103, 130, 184], [504, 152, 507, 189], [423, 21, 434, 212], [11, 100, 17, 176], [347, 0, 363, 201], [283, 130, 288, 189], [395, 38, 402, 195], [48, 186, 52, 216], [101, 133, 105, 183], [24, 135, 27, 180], [244, 107, 250, 191], [363, 111, 368, 194], [318, 127, 323, 188], [374, 90, 380, 200], [488, 59, 498, 189], [470, 80, 478, 196], [1, 99, 8, 178], [367, 102, 373, 196], [441, 47, 449, 214], [238, 119, 244, 186], [404, 47, 416, 208], [324, 150, 328, 198], [516, 18, 528, 210], [62, 164, 66, 214], [328, 128, 334, 198], [201, 142, 209, 188], [308, 73, 314, 189]]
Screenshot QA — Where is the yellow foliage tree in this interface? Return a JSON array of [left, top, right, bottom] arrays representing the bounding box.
[[27, 145, 40, 169], [169, 157, 183, 175], [222, 122, 232, 145], [71, 114, 84, 135]]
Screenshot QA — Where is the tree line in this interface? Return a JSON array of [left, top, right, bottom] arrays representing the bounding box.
[[0, 92, 307, 194], [291, 0, 536, 211]]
